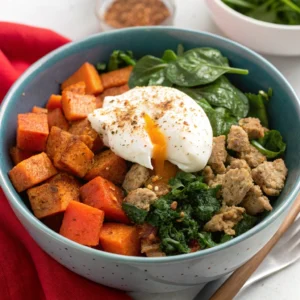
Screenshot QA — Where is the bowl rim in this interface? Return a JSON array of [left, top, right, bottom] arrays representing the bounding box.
[[0, 26, 300, 264], [207, 0, 300, 30]]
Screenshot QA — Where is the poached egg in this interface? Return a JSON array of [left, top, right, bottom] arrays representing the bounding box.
[[88, 86, 213, 173]]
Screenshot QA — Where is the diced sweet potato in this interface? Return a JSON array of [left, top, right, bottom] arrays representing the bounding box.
[[60, 138, 94, 177], [27, 173, 81, 219], [84, 150, 127, 184], [68, 118, 104, 152], [60, 201, 105, 246], [46, 126, 94, 177], [96, 84, 129, 105], [46, 94, 62, 110], [99, 223, 140, 256], [80, 176, 128, 223], [100, 66, 133, 90], [32, 106, 48, 114], [47, 108, 69, 131], [62, 81, 86, 95], [61, 62, 104, 95], [10, 146, 34, 165], [61, 91, 96, 121], [9, 152, 57, 192], [17, 113, 49, 152]]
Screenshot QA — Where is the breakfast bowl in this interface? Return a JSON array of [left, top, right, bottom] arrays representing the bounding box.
[[205, 0, 300, 56], [0, 27, 300, 293]]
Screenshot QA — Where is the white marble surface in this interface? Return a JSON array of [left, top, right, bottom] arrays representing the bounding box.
[[1, 0, 300, 299]]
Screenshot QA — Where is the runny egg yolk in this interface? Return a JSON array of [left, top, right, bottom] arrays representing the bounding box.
[[144, 113, 167, 176]]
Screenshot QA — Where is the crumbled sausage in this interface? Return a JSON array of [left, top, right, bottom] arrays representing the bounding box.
[[238, 145, 266, 168], [204, 206, 245, 235], [122, 163, 150, 192], [226, 158, 251, 173], [238, 117, 265, 140], [227, 125, 250, 152], [241, 185, 272, 215], [141, 239, 166, 257], [222, 168, 253, 205], [145, 176, 170, 196], [202, 166, 215, 184], [251, 159, 288, 196], [124, 188, 157, 211], [208, 135, 227, 174]]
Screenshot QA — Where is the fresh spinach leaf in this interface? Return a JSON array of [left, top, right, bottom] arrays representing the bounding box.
[[128, 55, 170, 88], [162, 49, 178, 63], [97, 50, 136, 73], [234, 213, 258, 236], [251, 130, 286, 158], [122, 203, 148, 224], [179, 76, 249, 118], [177, 44, 185, 56], [246, 91, 269, 127], [165, 48, 249, 87]]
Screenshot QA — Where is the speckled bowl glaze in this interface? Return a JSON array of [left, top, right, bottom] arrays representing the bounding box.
[[0, 27, 300, 293]]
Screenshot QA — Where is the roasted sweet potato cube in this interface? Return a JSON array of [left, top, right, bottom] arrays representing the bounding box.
[[27, 173, 81, 219], [97, 84, 129, 105], [47, 108, 69, 131], [17, 113, 49, 152], [61, 91, 96, 121], [80, 176, 128, 223], [62, 81, 86, 95], [99, 223, 140, 256], [84, 150, 127, 184], [60, 138, 94, 177], [46, 94, 62, 110], [9, 152, 57, 192], [61, 62, 104, 95], [32, 106, 48, 114], [10, 146, 35, 165], [59, 201, 105, 246], [100, 66, 133, 90], [46, 126, 73, 170], [69, 118, 104, 152]]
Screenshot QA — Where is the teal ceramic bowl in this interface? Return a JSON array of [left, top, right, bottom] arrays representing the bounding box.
[[0, 27, 300, 293]]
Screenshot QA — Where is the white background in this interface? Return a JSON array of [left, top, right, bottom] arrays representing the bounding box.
[[1, 0, 299, 299]]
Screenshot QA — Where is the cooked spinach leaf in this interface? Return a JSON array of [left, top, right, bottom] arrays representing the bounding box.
[[220, 234, 234, 243], [234, 213, 258, 236], [165, 48, 248, 87], [122, 203, 148, 224], [179, 76, 249, 118], [251, 130, 286, 158], [198, 232, 218, 248]]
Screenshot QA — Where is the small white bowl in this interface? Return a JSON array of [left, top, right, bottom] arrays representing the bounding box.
[[205, 0, 300, 56]]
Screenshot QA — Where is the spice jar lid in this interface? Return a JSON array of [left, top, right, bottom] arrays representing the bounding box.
[[95, 0, 176, 31]]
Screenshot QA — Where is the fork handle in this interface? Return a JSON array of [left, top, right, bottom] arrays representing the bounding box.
[[210, 194, 300, 300]]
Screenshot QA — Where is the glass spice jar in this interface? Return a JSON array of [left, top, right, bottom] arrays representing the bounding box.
[[95, 0, 176, 31]]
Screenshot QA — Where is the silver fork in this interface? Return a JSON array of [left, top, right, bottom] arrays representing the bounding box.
[[196, 214, 300, 299]]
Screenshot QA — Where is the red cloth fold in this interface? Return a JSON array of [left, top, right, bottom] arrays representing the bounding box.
[[0, 22, 131, 300]]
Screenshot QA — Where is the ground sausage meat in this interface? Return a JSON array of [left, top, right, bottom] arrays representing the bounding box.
[[222, 168, 253, 205], [204, 206, 245, 235], [226, 158, 251, 173], [252, 159, 288, 196], [202, 166, 215, 184], [124, 188, 157, 211], [208, 174, 225, 198], [238, 117, 265, 140], [238, 145, 267, 168], [227, 125, 251, 152], [241, 185, 272, 215], [208, 135, 227, 174], [122, 163, 150, 192]]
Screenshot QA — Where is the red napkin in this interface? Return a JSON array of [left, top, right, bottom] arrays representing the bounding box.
[[0, 22, 131, 300]]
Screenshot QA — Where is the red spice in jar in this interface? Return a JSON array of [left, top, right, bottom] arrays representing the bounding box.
[[104, 0, 171, 28]]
